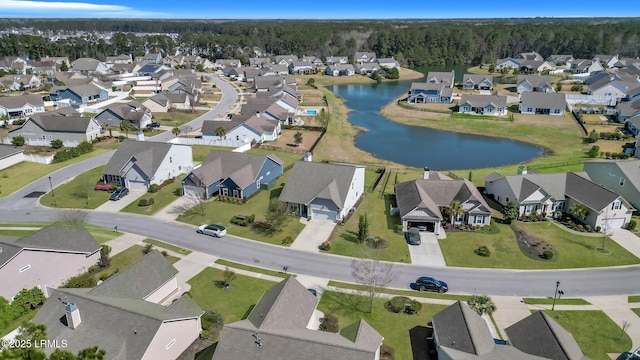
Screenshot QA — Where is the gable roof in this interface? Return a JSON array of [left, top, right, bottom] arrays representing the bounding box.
[[517, 75, 553, 88], [88, 250, 178, 300], [0, 226, 101, 268], [584, 160, 640, 191], [0, 144, 22, 160], [506, 311, 589, 360], [426, 71, 455, 87], [521, 92, 566, 109], [98, 101, 149, 122], [460, 94, 506, 108], [9, 115, 97, 134], [103, 141, 174, 179], [72, 58, 102, 71], [187, 150, 282, 189], [462, 74, 493, 85], [0, 94, 44, 109], [53, 82, 105, 98], [432, 301, 495, 355], [278, 161, 361, 208]]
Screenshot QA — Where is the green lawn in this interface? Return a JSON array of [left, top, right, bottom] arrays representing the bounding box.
[[85, 225, 122, 244], [143, 238, 192, 255], [0, 224, 118, 245], [327, 280, 470, 301], [91, 245, 179, 281], [152, 110, 207, 127], [0, 310, 38, 337], [328, 170, 411, 262], [187, 267, 278, 324], [0, 148, 111, 200], [629, 295, 640, 303], [632, 308, 640, 317], [439, 222, 639, 269], [542, 310, 632, 360], [120, 179, 184, 215], [0, 229, 37, 237], [191, 145, 238, 162], [318, 290, 447, 360], [523, 297, 591, 305], [214, 259, 289, 278], [39, 165, 111, 209]]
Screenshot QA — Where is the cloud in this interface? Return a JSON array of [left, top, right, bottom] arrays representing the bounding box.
[[0, 0, 168, 17]]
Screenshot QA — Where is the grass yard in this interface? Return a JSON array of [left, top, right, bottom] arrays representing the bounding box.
[[152, 110, 206, 127], [629, 295, 640, 303], [91, 245, 181, 282], [0, 148, 111, 200], [85, 225, 121, 244], [633, 308, 640, 317], [328, 280, 470, 301], [0, 224, 120, 244], [39, 165, 111, 209], [523, 297, 591, 305], [143, 238, 192, 255], [191, 145, 237, 162], [120, 179, 184, 215], [214, 259, 289, 278], [187, 267, 278, 324], [318, 290, 447, 360], [0, 229, 37, 237], [328, 170, 411, 262], [542, 310, 632, 360], [439, 222, 639, 269]]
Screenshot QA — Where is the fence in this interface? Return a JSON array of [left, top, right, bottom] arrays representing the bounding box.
[[1, 137, 79, 147], [23, 154, 54, 164], [565, 94, 616, 106], [169, 137, 245, 148]]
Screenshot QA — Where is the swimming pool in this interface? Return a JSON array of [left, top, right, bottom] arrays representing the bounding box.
[[304, 109, 317, 115]]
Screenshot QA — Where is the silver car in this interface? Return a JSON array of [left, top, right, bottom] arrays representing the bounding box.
[[197, 224, 227, 237]]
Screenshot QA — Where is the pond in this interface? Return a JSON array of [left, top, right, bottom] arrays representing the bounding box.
[[326, 66, 544, 170]]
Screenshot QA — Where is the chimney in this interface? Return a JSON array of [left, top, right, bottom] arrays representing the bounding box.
[[304, 152, 312, 162], [423, 167, 430, 180], [65, 303, 81, 329], [136, 131, 145, 141], [255, 111, 260, 117], [518, 165, 528, 175]]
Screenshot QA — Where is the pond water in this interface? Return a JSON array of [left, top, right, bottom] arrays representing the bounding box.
[[326, 66, 544, 170]]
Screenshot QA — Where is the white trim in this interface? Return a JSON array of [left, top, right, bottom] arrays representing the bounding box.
[[165, 339, 176, 350], [19, 264, 31, 273]]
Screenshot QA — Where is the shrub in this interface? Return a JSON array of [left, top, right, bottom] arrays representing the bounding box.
[[540, 251, 554, 260], [595, 226, 602, 232], [148, 184, 160, 193], [319, 314, 339, 332], [230, 215, 249, 226], [88, 265, 100, 273], [627, 220, 637, 231], [585, 225, 592, 232], [474, 245, 491, 257], [319, 240, 331, 251], [380, 344, 395, 360], [405, 300, 422, 314], [161, 250, 168, 257], [138, 199, 148, 207], [62, 272, 97, 288], [576, 224, 584, 232], [161, 178, 174, 187], [147, 198, 155, 205], [386, 296, 412, 313], [282, 236, 294, 245], [11, 136, 25, 146], [247, 214, 256, 223], [199, 330, 210, 340]]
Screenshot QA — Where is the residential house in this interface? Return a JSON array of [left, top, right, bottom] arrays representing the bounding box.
[[496, 58, 522, 69], [377, 57, 400, 69], [593, 54, 619, 68], [263, 64, 289, 76], [138, 53, 163, 64], [201, 111, 281, 144], [0, 226, 101, 301], [325, 56, 348, 65], [102, 141, 193, 191], [617, 98, 640, 122], [279, 161, 365, 222], [105, 54, 132, 64], [519, 92, 566, 115], [514, 51, 544, 61], [48, 72, 92, 87], [627, 114, 640, 136], [462, 74, 494, 90], [42, 56, 70, 67], [182, 150, 283, 199], [395, 171, 492, 234], [587, 71, 639, 101], [249, 57, 273, 68], [213, 277, 383, 360], [275, 55, 298, 65], [354, 62, 381, 76], [546, 54, 574, 66], [50, 83, 109, 104], [164, 93, 191, 110], [354, 52, 377, 64], [288, 60, 314, 74], [0, 56, 27, 74], [33, 251, 203, 360], [94, 101, 152, 129], [213, 59, 242, 70], [459, 94, 507, 116], [517, 60, 555, 73], [137, 64, 171, 76], [484, 171, 634, 229], [28, 60, 57, 75], [432, 301, 588, 360], [71, 58, 109, 74], [163, 55, 184, 68], [9, 115, 102, 144], [426, 71, 455, 88], [142, 93, 172, 112], [570, 59, 604, 75], [407, 83, 453, 104], [497, 57, 555, 72], [325, 64, 356, 76], [583, 159, 640, 211], [516, 75, 554, 93], [0, 74, 42, 90], [0, 145, 24, 170], [0, 94, 45, 120]]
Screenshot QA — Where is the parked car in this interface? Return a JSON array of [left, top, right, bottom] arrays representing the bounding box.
[[414, 276, 448, 293], [146, 121, 161, 128], [406, 227, 421, 245], [416, 225, 428, 232], [109, 187, 129, 201], [197, 224, 227, 237]]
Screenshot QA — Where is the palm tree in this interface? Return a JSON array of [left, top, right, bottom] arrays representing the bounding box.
[[215, 126, 226, 140], [568, 203, 590, 221], [172, 127, 181, 137], [119, 121, 134, 138], [447, 200, 465, 225], [467, 295, 497, 316]]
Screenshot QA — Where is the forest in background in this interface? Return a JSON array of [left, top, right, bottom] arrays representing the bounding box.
[[0, 18, 638, 66]]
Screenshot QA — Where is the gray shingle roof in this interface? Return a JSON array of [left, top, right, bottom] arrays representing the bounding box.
[[506, 311, 589, 360], [9, 115, 95, 134], [521, 92, 566, 110], [0, 144, 22, 160], [187, 150, 282, 189], [460, 94, 506, 108], [0, 94, 44, 109], [89, 250, 178, 300], [426, 71, 455, 87], [98, 101, 149, 122], [432, 301, 495, 355], [0, 236, 22, 269], [71, 58, 101, 71], [517, 75, 553, 88], [103, 140, 173, 179], [278, 161, 360, 208], [462, 74, 493, 86]]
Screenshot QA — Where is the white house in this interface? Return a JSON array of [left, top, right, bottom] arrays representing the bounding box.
[[0, 94, 45, 120]]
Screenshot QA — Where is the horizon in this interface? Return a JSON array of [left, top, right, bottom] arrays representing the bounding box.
[[1, 0, 639, 20]]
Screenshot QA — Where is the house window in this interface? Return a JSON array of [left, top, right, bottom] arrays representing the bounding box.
[[165, 339, 176, 350], [619, 177, 625, 186], [526, 108, 533, 112], [169, 157, 172, 163], [222, 188, 229, 196], [455, 214, 464, 222], [612, 201, 622, 210], [256, 178, 261, 188], [233, 189, 240, 198], [475, 216, 484, 224], [505, 197, 509, 203], [19, 264, 31, 273]]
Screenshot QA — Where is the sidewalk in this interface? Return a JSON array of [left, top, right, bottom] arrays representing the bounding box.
[[586, 296, 640, 349], [106, 232, 147, 255], [490, 296, 532, 337]]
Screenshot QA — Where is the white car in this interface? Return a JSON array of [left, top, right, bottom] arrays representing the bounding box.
[[197, 224, 227, 237]]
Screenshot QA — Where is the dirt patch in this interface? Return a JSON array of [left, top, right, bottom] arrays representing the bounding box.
[[263, 129, 320, 152], [511, 224, 557, 260]]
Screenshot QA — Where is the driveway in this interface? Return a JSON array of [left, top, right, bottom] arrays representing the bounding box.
[[408, 232, 447, 267], [93, 189, 146, 213], [609, 228, 640, 258], [290, 219, 336, 252]]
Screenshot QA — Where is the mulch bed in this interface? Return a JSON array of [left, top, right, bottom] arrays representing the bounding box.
[[511, 224, 557, 260]]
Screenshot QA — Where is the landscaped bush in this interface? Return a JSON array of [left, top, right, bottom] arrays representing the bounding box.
[[147, 198, 155, 205], [474, 245, 491, 257], [148, 184, 160, 193], [627, 220, 637, 231], [161, 178, 175, 187], [231, 215, 250, 226], [138, 199, 148, 207], [319, 314, 339, 332], [319, 240, 332, 251], [386, 296, 412, 313], [282, 236, 294, 245], [585, 225, 592, 232], [540, 250, 554, 260], [52, 141, 93, 163], [62, 272, 97, 288], [88, 265, 100, 273], [405, 300, 422, 314], [200, 310, 224, 340]]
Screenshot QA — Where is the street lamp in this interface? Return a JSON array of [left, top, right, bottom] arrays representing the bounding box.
[[552, 281, 560, 310], [48, 176, 56, 207]]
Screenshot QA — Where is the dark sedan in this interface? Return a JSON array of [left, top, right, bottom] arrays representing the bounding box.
[[414, 276, 448, 293]]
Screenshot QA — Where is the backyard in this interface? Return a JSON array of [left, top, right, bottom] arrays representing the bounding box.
[[152, 110, 207, 127]]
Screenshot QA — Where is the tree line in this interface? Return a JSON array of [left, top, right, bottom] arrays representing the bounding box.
[[1, 18, 639, 66]]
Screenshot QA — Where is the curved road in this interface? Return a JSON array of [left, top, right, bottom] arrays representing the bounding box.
[[2, 75, 639, 297]]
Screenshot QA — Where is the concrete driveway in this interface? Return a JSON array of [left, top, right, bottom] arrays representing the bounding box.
[[290, 219, 336, 252], [93, 189, 146, 213], [609, 228, 640, 258], [408, 232, 447, 267]]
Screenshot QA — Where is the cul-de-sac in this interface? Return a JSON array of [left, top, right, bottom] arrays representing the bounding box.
[[1, 16, 640, 360]]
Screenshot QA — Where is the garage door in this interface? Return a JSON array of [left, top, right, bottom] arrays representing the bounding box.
[[604, 218, 626, 229], [127, 180, 147, 191], [312, 209, 337, 222]]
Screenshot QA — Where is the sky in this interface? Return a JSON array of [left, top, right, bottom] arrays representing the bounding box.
[[0, 0, 639, 19]]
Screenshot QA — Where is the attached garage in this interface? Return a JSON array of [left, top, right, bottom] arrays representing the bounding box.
[[311, 209, 337, 222], [0, 145, 24, 171], [127, 180, 148, 191], [604, 218, 626, 229]]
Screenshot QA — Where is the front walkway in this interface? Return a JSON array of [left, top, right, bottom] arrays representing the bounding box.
[[289, 218, 336, 252], [490, 296, 533, 337]]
